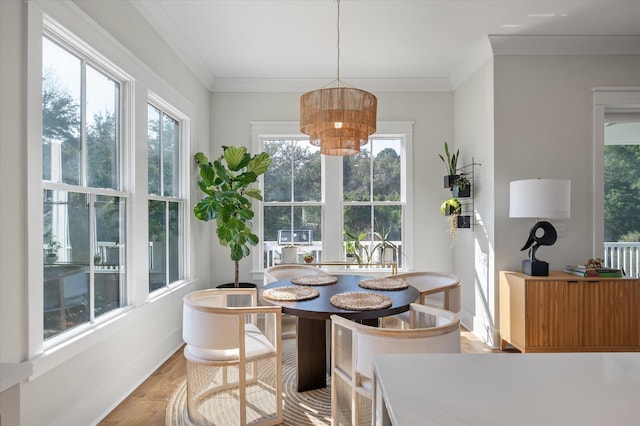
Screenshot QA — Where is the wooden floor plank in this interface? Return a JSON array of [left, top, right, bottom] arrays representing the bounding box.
[[99, 328, 495, 425]]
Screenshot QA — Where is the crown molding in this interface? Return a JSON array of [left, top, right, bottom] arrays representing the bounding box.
[[209, 78, 452, 93]]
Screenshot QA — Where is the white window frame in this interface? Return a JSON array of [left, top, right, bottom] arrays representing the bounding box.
[[26, 1, 194, 372], [34, 17, 134, 350], [250, 121, 414, 278], [147, 93, 190, 294]]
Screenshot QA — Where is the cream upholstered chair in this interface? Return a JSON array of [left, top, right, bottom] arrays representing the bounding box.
[[382, 271, 461, 328], [263, 263, 326, 284], [331, 304, 460, 426], [264, 264, 326, 339], [183, 288, 283, 426]]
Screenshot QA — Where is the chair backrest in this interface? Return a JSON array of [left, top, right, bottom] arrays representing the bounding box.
[[264, 264, 325, 284], [394, 271, 461, 313], [333, 304, 460, 383], [183, 288, 260, 358]]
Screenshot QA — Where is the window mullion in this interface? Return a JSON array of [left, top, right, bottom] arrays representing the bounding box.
[[89, 193, 96, 323], [159, 112, 164, 196], [81, 60, 88, 187]]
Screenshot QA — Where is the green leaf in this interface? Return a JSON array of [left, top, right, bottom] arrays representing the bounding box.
[[194, 198, 219, 221], [244, 188, 263, 201], [235, 171, 258, 186], [236, 207, 254, 221], [224, 146, 251, 171], [194, 152, 209, 165], [247, 152, 272, 176]]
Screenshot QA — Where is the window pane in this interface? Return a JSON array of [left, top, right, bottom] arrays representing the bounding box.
[[149, 200, 166, 292], [168, 201, 180, 283], [343, 146, 371, 202], [86, 65, 120, 189], [95, 195, 125, 317], [42, 37, 81, 185], [264, 140, 293, 202], [43, 190, 89, 339], [294, 205, 322, 243], [374, 205, 403, 265], [264, 205, 292, 243], [147, 105, 161, 195], [372, 139, 401, 202], [293, 144, 321, 202], [163, 114, 179, 197]]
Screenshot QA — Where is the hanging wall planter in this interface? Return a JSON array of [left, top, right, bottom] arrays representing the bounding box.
[[452, 183, 471, 198], [440, 198, 462, 216], [457, 215, 471, 228], [444, 174, 459, 189]]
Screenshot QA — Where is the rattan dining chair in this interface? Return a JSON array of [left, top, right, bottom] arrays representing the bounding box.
[[331, 304, 461, 426], [381, 271, 461, 328], [264, 264, 326, 339], [182, 288, 283, 425]]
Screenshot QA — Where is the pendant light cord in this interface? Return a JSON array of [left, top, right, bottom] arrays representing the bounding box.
[[336, 0, 341, 84]]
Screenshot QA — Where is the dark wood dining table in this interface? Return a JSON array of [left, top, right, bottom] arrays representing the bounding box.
[[260, 274, 419, 392]]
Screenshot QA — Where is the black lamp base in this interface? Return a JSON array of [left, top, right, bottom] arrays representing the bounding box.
[[522, 259, 549, 276]]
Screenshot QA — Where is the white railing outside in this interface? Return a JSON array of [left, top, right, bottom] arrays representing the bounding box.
[[264, 240, 403, 270], [604, 242, 640, 278]]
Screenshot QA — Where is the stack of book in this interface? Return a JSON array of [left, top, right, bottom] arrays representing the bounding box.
[[563, 265, 624, 277]]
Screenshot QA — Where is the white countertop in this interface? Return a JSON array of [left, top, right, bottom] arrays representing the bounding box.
[[373, 353, 640, 426]]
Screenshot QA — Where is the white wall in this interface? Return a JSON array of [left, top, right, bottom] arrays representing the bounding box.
[[494, 54, 640, 272], [489, 53, 640, 346], [0, 1, 211, 424], [453, 60, 496, 340], [209, 91, 456, 284]]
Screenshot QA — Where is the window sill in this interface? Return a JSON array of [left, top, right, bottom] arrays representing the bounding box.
[[31, 279, 195, 380]]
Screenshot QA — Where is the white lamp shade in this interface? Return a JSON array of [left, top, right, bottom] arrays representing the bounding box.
[[509, 179, 571, 219]]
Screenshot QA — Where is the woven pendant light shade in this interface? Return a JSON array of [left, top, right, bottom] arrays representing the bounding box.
[[300, 86, 377, 156]]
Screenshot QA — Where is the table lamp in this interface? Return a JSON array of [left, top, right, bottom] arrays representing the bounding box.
[[509, 178, 571, 276]]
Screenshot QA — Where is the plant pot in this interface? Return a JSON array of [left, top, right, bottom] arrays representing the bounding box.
[[380, 247, 395, 263], [304, 258, 314, 264], [45, 254, 58, 264], [457, 215, 471, 228], [444, 174, 459, 189], [444, 206, 460, 216], [452, 184, 471, 198], [281, 247, 298, 263]]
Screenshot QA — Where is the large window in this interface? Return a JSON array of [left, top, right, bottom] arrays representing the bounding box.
[[256, 122, 411, 271], [148, 102, 185, 291], [42, 35, 127, 339]]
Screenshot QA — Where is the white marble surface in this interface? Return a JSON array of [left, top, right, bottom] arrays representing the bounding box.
[[373, 353, 640, 426]]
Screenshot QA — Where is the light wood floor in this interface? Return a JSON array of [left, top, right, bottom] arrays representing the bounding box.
[[98, 329, 499, 425]]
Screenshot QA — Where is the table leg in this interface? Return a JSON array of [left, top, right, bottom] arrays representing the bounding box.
[[296, 317, 327, 392]]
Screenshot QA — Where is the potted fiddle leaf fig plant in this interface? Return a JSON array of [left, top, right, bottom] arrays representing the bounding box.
[[194, 146, 272, 287]]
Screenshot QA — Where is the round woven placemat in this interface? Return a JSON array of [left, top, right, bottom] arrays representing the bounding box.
[[358, 277, 408, 291], [262, 286, 320, 301], [330, 291, 392, 311], [290, 274, 338, 286]]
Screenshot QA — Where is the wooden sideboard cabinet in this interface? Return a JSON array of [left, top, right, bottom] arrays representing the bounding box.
[[499, 271, 640, 352]]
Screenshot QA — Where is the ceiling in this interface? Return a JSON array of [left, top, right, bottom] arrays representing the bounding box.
[[129, 0, 640, 92]]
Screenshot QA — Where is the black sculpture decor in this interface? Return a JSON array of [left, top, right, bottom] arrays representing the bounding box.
[[520, 221, 558, 276]]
